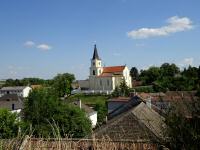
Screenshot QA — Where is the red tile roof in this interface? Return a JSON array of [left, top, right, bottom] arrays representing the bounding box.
[[98, 73, 113, 77], [103, 66, 125, 73]]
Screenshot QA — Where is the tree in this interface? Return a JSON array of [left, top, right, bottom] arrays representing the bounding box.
[[0, 109, 19, 139], [112, 79, 130, 97], [112, 86, 120, 97], [160, 63, 180, 77], [119, 79, 130, 96], [139, 66, 160, 85], [165, 98, 200, 150], [52, 73, 75, 97], [94, 103, 107, 125], [130, 67, 139, 80], [23, 88, 91, 138]]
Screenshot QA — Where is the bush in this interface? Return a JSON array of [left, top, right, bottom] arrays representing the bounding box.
[[0, 109, 19, 139]]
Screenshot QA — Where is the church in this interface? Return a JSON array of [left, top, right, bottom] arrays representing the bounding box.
[[88, 45, 132, 93]]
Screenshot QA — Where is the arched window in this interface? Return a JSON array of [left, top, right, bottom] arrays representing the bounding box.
[[93, 70, 95, 75]]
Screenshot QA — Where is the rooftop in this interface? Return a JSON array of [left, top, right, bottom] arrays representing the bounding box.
[[94, 102, 166, 142], [103, 66, 125, 73], [0, 86, 28, 91]]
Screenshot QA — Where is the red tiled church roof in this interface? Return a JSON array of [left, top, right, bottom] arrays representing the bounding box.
[[103, 66, 125, 73]]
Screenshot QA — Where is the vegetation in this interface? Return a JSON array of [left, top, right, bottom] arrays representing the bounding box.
[[68, 94, 107, 105], [4, 78, 47, 86], [112, 79, 130, 97], [67, 94, 108, 125], [130, 67, 139, 80], [0, 109, 20, 139], [135, 63, 200, 92], [94, 103, 107, 125], [52, 73, 75, 97], [23, 88, 91, 138], [165, 98, 200, 150]]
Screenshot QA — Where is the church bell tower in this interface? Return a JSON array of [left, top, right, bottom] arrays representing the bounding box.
[[90, 44, 103, 76]]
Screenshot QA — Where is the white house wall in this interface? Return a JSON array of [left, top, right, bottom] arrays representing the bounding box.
[[88, 111, 97, 128], [22, 87, 32, 97]]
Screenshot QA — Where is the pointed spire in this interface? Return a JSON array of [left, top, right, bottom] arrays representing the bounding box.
[[92, 44, 100, 60]]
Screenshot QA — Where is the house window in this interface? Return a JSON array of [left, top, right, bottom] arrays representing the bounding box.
[[99, 70, 101, 74], [7, 91, 9, 94], [93, 70, 95, 75], [12, 104, 15, 110], [99, 62, 101, 66]]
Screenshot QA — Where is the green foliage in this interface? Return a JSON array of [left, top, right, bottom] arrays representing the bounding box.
[[112, 86, 120, 97], [130, 67, 139, 80], [139, 66, 160, 85], [94, 103, 107, 125], [138, 63, 200, 92], [160, 63, 180, 77], [52, 73, 75, 97], [134, 86, 154, 93], [165, 99, 200, 150], [4, 78, 47, 86], [23, 88, 91, 138], [0, 109, 19, 139], [68, 94, 107, 105], [112, 79, 130, 97]]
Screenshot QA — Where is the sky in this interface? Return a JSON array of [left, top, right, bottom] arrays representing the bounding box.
[[0, 0, 200, 80]]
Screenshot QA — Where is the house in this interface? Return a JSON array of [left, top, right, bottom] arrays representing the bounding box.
[[0, 86, 32, 98], [137, 91, 197, 112], [71, 100, 97, 128], [0, 94, 23, 111], [94, 99, 166, 142], [107, 97, 130, 113]]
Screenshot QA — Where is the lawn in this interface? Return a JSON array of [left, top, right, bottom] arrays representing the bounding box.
[[67, 94, 109, 105]]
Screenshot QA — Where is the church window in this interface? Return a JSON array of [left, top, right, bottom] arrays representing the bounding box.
[[99, 62, 101, 66], [100, 80, 102, 86], [99, 70, 101, 74], [107, 79, 109, 86], [93, 70, 95, 75], [93, 62, 95, 66]]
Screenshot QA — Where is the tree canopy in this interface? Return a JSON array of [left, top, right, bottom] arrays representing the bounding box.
[[130, 67, 139, 80], [23, 88, 91, 138], [136, 63, 200, 92], [52, 73, 75, 97]]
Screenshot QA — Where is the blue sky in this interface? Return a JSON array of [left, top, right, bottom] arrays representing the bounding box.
[[0, 0, 200, 80]]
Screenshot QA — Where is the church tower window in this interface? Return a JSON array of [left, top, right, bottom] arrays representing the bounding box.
[[93, 70, 95, 75]]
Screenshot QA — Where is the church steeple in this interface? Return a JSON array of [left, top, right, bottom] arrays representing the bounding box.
[[92, 44, 100, 60]]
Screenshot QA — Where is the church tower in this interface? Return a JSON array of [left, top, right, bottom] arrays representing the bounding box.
[[90, 44, 103, 76]]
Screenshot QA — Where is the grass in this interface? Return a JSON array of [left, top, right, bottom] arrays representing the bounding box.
[[67, 94, 109, 105]]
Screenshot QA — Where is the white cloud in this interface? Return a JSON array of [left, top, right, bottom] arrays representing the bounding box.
[[127, 16, 194, 39], [24, 41, 35, 47], [37, 44, 52, 51], [178, 57, 194, 68]]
